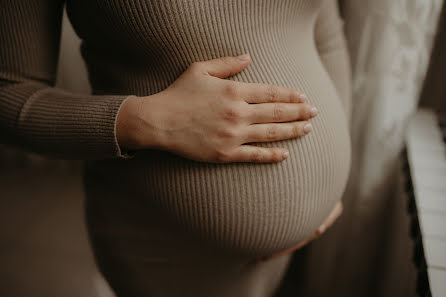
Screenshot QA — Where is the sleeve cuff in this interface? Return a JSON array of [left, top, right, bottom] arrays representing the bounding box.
[[1, 81, 138, 160]]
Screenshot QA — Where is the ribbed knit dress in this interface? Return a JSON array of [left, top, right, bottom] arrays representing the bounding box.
[[0, 0, 352, 296]]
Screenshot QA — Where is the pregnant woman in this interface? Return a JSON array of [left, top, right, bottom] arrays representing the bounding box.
[[0, 0, 352, 296]]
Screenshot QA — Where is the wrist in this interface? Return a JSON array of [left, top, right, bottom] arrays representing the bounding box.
[[116, 94, 167, 152], [115, 95, 141, 151]]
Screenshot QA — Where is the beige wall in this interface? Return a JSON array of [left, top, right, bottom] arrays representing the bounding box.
[[0, 8, 90, 168], [0, 8, 115, 297], [56, 9, 91, 95]]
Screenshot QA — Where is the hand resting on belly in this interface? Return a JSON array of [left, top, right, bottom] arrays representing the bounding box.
[[114, 53, 342, 257]]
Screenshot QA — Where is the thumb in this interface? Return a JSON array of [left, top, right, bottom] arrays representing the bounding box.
[[201, 53, 251, 79]]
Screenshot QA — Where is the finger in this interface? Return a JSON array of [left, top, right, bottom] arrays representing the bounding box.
[[197, 54, 251, 79], [243, 121, 312, 143], [222, 145, 289, 163], [239, 82, 307, 104], [247, 102, 317, 124], [317, 202, 343, 235]]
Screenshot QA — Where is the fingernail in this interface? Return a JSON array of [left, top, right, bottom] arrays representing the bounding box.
[[318, 224, 326, 235], [283, 151, 289, 159], [237, 53, 250, 61], [310, 107, 318, 117], [298, 93, 307, 102], [303, 123, 312, 134]]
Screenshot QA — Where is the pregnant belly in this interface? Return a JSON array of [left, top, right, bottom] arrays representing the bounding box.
[[85, 55, 351, 258]]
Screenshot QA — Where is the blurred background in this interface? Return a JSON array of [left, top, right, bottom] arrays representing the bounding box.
[[0, 7, 115, 297], [1, 1, 445, 297]]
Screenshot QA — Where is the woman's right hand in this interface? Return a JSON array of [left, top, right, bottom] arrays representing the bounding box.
[[116, 53, 318, 163]]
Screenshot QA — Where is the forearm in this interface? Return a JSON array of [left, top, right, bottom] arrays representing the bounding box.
[[0, 0, 137, 160], [115, 93, 167, 153], [314, 0, 352, 125], [319, 42, 352, 124], [0, 79, 132, 160]]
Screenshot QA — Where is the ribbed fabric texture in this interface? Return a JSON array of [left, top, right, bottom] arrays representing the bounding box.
[[1, 0, 352, 256], [0, 0, 130, 159]]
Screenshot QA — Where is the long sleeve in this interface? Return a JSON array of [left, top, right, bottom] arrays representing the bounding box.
[[314, 0, 352, 125], [0, 0, 133, 160]]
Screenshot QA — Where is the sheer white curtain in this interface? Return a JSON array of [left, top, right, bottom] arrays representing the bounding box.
[[302, 1, 443, 296]]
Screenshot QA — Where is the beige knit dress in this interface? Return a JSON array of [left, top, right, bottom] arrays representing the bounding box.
[[0, 0, 352, 296]]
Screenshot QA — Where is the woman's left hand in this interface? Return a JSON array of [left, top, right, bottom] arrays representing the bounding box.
[[256, 201, 343, 262]]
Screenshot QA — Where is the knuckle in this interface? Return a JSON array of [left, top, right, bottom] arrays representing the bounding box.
[[265, 85, 279, 102], [217, 127, 238, 139], [222, 105, 243, 122], [222, 83, 240, 98], [220, 56, 234, 67], [272, 103, 284, 121], [294, 108, 303, 120], [298, 104, 311, 118], [215, 149, 231, 162], [271, 150, 282, 162], [250, 148, 264, 162], [289, 89, 300, 103], [267, 126, 279, 140], [304, 104, 314, 118], [292, 123, 303, 137]]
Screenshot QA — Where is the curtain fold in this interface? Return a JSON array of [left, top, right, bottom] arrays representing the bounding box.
[[298, 1, 444, 296]]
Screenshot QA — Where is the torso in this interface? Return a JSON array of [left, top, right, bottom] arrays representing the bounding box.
[[69, 0, 351, 257]]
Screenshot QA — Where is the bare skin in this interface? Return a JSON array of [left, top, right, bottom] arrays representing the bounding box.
[[116, 53, 318, 162], [115, 53, 342, 258]]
